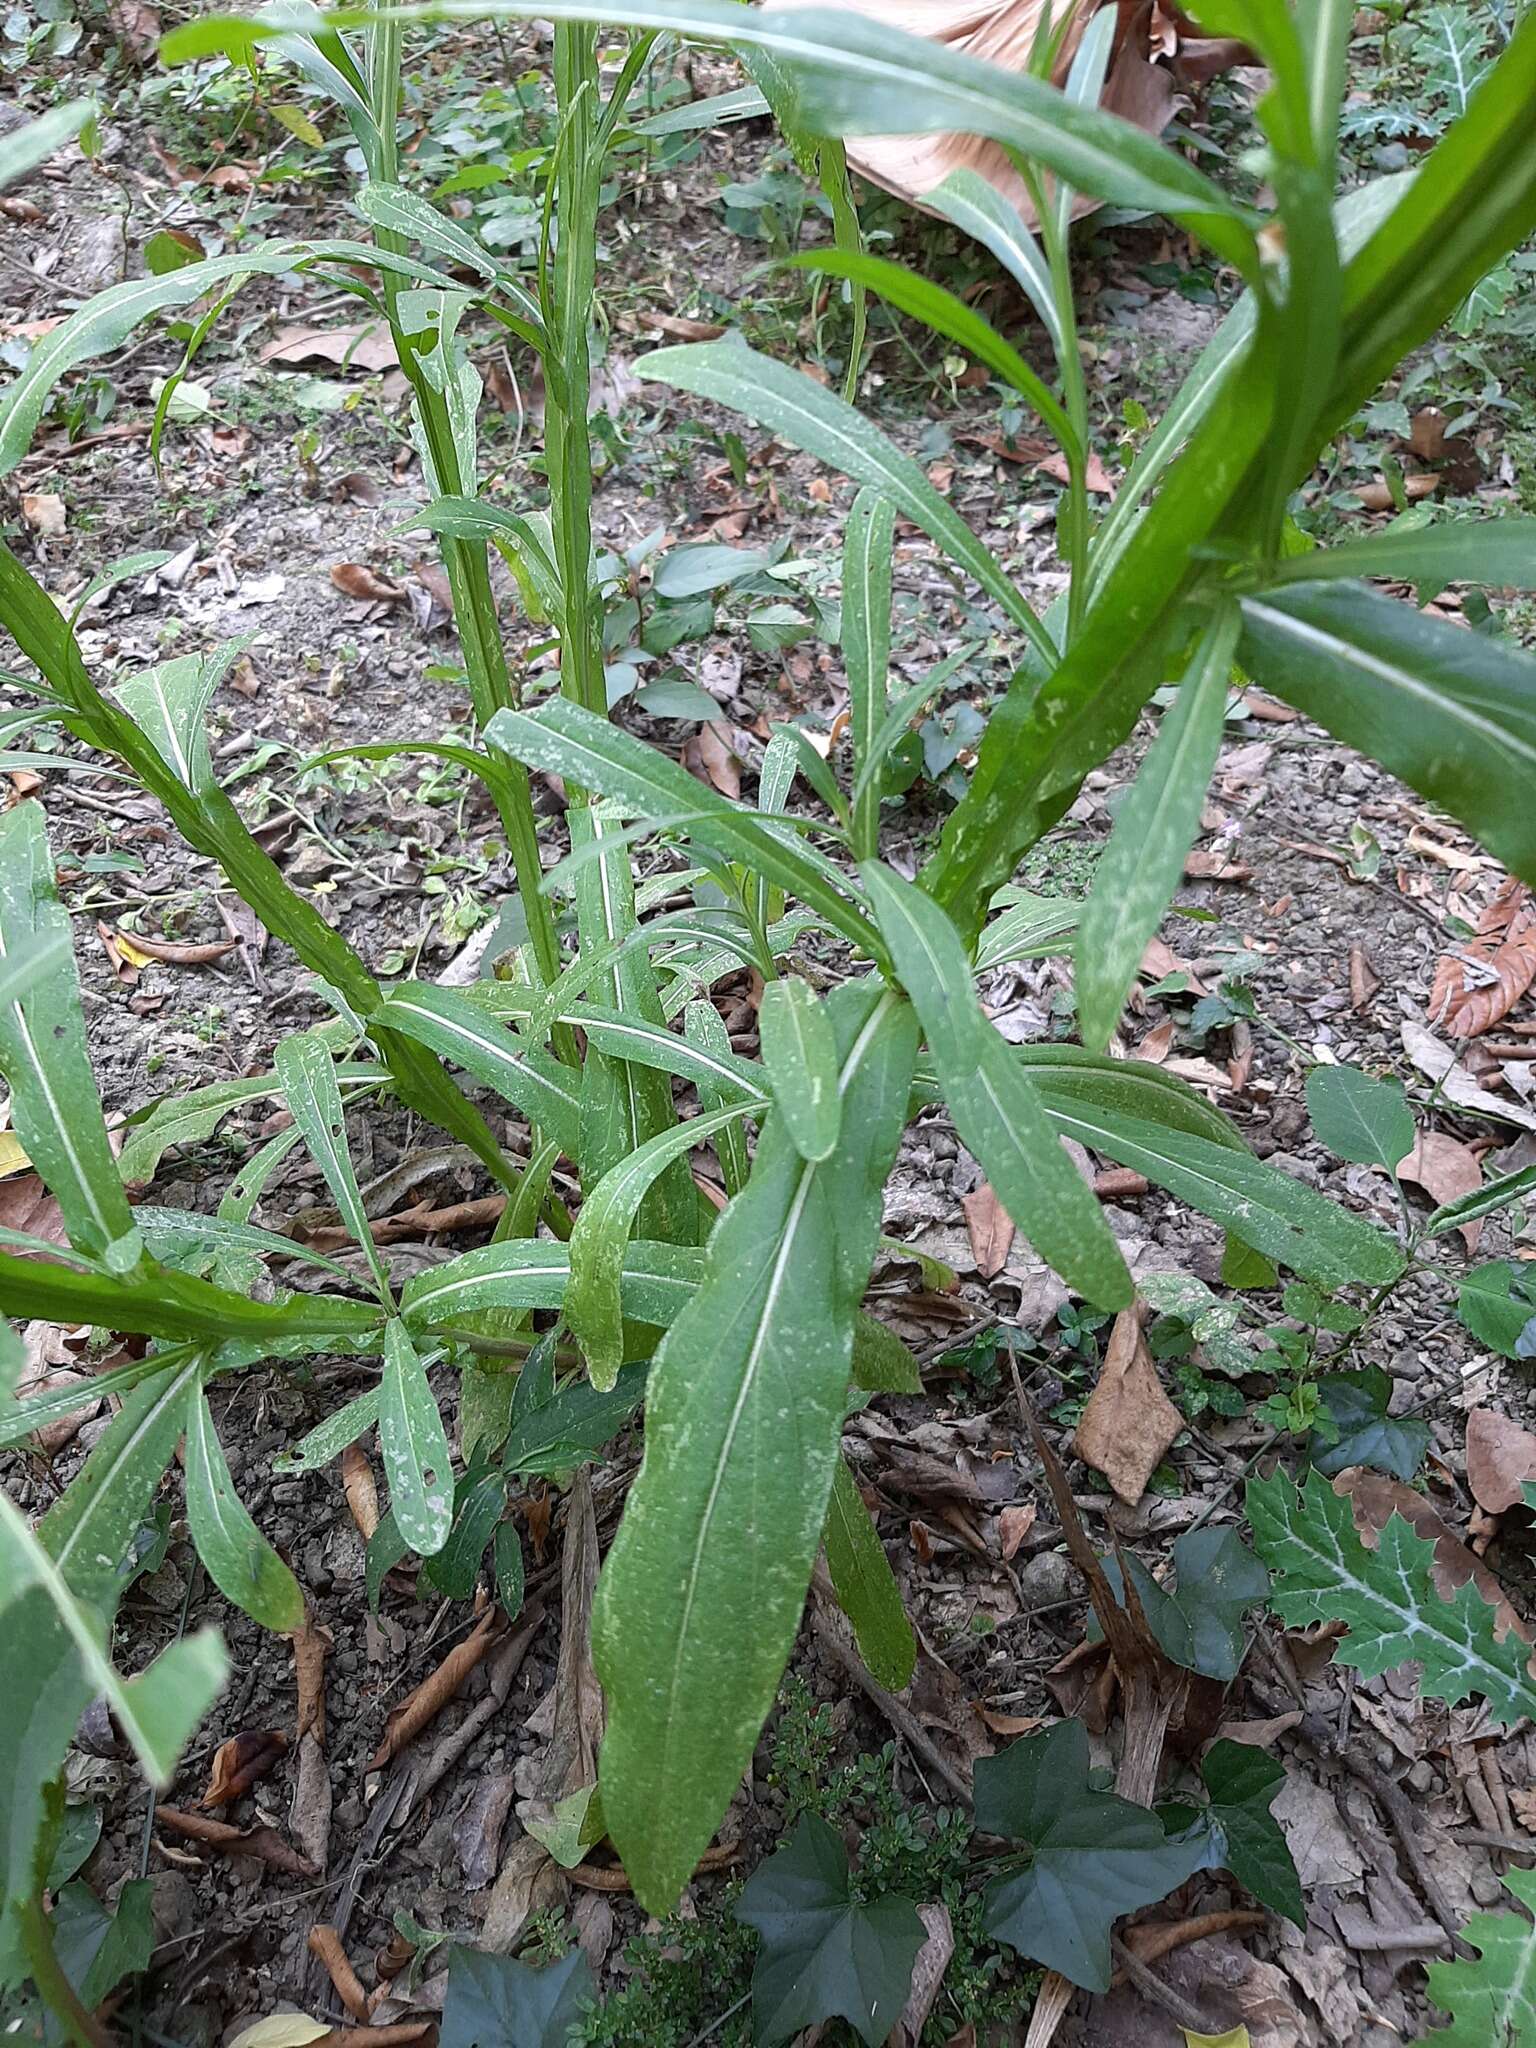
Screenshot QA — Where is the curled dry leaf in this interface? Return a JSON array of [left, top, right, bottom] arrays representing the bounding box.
[[1072, 1304, 1181, 1506], [292, 1607, 331, 1744], [262, 323, 397, 373], [962, 1181, 1015, 1279], [201, 1728, 288, 1808], [998, 1501, 1037, 1560], [684, 721, 742, 799], [340, 1442, 380, 1542], [154, 1806, 317, 1879], [1465, 1407, 1536, 1517], [1398, 1132, 1483, 1250], [368, 1608, 501, 1771], [306, 1926, 370, 2023], [330, 563, 407, 605], [107, 929, 238, 967], [1429, 877, 1536, 1038]]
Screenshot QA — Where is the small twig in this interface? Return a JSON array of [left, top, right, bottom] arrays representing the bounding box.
[[809, 1597, 973, 1808], [1109, 1935, 1215, 2033], [568, 1842, 742, 1892], [306, 1926, 370, 2022], [1112, 1908, 1266, 1983]]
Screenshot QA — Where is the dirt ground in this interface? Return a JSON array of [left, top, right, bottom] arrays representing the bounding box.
[[5, 19, 1536, 2048]]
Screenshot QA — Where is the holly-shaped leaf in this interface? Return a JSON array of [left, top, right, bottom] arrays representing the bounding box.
[[439, 1944, 593, 2048], [1424, 1864, 1536, 2045], [976, 1721, 1209, 1992], [1310, 1366, 1428, 1482], [733, 1812, 926, 2048], [1194, 1741, 1304, 1928], [1248, 1471, 1536, 1725], [1097, 1528, 1270, 1681]]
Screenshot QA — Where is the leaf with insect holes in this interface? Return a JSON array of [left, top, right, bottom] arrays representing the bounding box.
[[440, 1945, 594, 2048], [760, 976, 841, 1163], [1310, 1366, 1429, 1481], [1305, 1063, 1415, 1171], [734, 1812, 927, 2048], [1247, 1470, 1536, 1725], [824, 1452, 915, 1692], [1424, 1865, 1536, 2046], [977, 1720, 1210, 1991], [379, 1322, 455, 1558], [0, 801, 139, 1266], [184, 1381, 305, 1633]]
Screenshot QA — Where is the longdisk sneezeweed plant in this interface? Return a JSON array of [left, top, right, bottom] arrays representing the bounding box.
[[4, 0, 1536, 2015]]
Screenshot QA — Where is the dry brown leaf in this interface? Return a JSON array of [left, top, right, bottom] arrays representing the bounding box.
[[1354, 473, 1438, 510], [1237, 688, 1299, 724], [108, 929, 238, 968], [108, 0, 161, 61], [1334, 1468, 1532, 1644], [1140, 936, 1208, 995], [1072, 1304, 1181, 1506], [201, 1728, 287, 1808], [1349, 944, 1381, 1011], [330, 562, 406, 605], [21, 493, 65, 536], [645, 312, 726, 341], [340, 1442, 380, 1541], [684, 721, 742, 798], [292, 1607, 331, 1745], [893, 1905, 955, 2048], [1184, 846, 1254, 881], [998, 1501, 1037, 1560], [1429, 877, 1536, 1038], [1408, 824, 1488, 873], [974, 1703, 1042, 1737], [154, 1806, 316, 1878], [962, 1182, 1014, 1278], [369, 1608, 500, 1770], [1465, 1407, 1536, 1516], [1398, 1132, 1483, 1250], [1037, 449, 1115, 495], [307, 1928, 370, 2023], [262, 323, 397, 373]]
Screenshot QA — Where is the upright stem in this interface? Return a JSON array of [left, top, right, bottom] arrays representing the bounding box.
[[1039, 199, 1092, 645]]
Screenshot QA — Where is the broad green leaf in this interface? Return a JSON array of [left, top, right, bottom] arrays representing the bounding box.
[[1240, 582, 1536, 890], [824, 1454, 915, 1692], [0, 100, 94, 192], [0, 1590, 95, 1910], [112, 652, 219, 794], [38, 1351, 204, 1612], [379, 1321, 455, 1557], [851, 1314, 923, 1395], [1427, 1163, 1536, 1238], [1304, 1062, 1414, 1171], [977, 1720, 1208, 1991], [1247, 1470, 1536, 1725], [844, 488, 895, 861], [593, 983, 918, 1911], [440, 1945, 594, 2048], [375, 983, 582, 1156], [184, 1382, 305, 1632], [1310, 1366, 1428, 1481], [636, 340, 1051, 659], [1267, 516, 1536, 591], [1193, 1741, 1304, 1929], [486, 700, 881, 960], [1076, 607, 1237, 1052], [0, 802, 138, 1263], [734, 1812, 926, 2048], [523, 1784, 605, 1868], [275, 1034, 394, 1303], [1457, 1261, 1536, 1360], [0, 1488, 226, 1786], [402, 1237, 703, 1332], [51, 1875, 154, 2009], [1097, 1527, 1269, 1682], [865, 865, 1131, 1310], [567, 1101, 751, 1389], [1424, 1865, 1536, 2047], [760, 976, 841, 1163]]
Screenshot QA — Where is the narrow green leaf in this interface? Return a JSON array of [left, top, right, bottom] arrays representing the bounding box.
[[379, 1321, 455, 1558], [117, 1059, 375, 1186], [184, 1382, 305, 1632], [1076, 607, 1237, 1051], [685, 1000, 753, 1197], [355, 183, 544, 340], [402, 1237, 704, 1332], [374, 983, 582, 1156], [927, 167, 1061, 355], [1428, 1163, 1536, 1238], [1268, 517, 1536, 590], [0, 802, 138, 1263], [275, 1034, 394, 1303], [593, 983, 918, 1912], [0, 99, 94, 192], [864, 866, 1131, 1310], [843, 488, 894, 861], [759, 976, 841, 1163], [850, 1314, 922, 1394], [1240, 582, 1536, 888], [824, 1453, 915, 1692]]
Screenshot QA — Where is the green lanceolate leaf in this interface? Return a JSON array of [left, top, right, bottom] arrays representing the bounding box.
[[0, 802, 138, 1264], [635, 340, 1051, 660], [1310, 1366, 1429, 1481], [823, 1453, 915, 1691], [0, 99, 94, 192], [502, 1360, 646, 1479], [1268, 516, 1536, 591], [419, 1465, 507, 1602], [1305, 1061, 1414, 1171], [685, 1000, 752, 1196], [734, 1812, 926, 2048], [184, 1381, 305, 1632], [977, 1719, 1208, 1991], [1076, 606, 1238, 1052], [592, 982, 917, 1912], [1458, 1261, 1536, 1359], [1240, 582, 1536, 890], [1423, 1865, 1536, 2048], [851, 1314, 922, 1394], [1248, 1470, 1536, 1725], [927, 167, 1061, 354], [566, 1101, 752, 1390], [844, 488, 895, 862], [759, 976, 841, 1163], [1428, 1164, 1536, 1239], [403, 1237, 703, 1333], [355, 183, 544, 342], [440, 1944, 594, 2048], [116, 1060, 377, 1186], [379, 1321, 455, 1558], [864, 865, 1130, 1310], [375, 983, 582, 1156], [1, 1588, 94, 1909], [275, 1034, 394, 1304]]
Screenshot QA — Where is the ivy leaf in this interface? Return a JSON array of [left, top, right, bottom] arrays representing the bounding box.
[[1424, 1864, 1536, 2045], [1458, 1262, 1536, 1360], [1305, 1063, 1414, 1171], [1310, 1367, 1429, 1481], [977, 1721, 1209, 1991], [439, 1944, 593, 2048], [1095, 1528, 1270, 1681], [1248, 1470, 1536, 1725], [1194, 1741, 1304, 1928], [733, 1812, 926, 2048]]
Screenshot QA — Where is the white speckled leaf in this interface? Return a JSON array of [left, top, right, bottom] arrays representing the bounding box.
[[380, 1321, 454, 1558]]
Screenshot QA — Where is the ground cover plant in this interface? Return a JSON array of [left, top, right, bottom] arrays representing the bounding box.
[[5, 0, 1536, 2041]]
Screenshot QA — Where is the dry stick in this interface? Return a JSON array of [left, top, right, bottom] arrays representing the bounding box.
[[307, 1926, 370, 2022], [808, 1598, 973, 1809], [1109, 1935, 1216, 2033], [400, 1601, 546, 1820], [1113, 1908, 1266, 1981], [568, 1843, 742, 1892]]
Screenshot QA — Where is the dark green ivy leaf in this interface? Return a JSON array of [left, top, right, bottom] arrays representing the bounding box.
[[1095, 1527, 1270, 1681], [977, 1720, 1209, 1991], [733, 1812, 927, 2048], [1310, 1366, 1429, 1481], [440, 1944, 593, 2048], [1199, 1741, 1304, 1928]]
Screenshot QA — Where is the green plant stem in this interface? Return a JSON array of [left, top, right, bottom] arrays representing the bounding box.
[[1036, 179, 1091, 644], [16, 1895, 112, 2048]]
